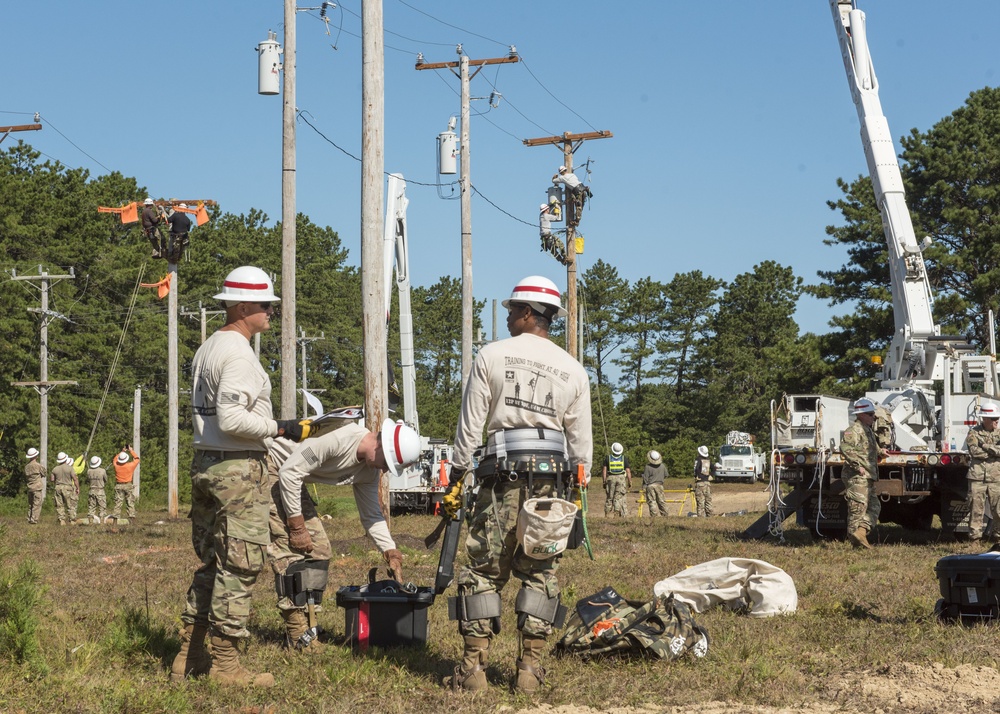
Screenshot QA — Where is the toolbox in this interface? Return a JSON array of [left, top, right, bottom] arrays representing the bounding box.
[[934, 552, 1000, 623], [336, 569, 435, 650]]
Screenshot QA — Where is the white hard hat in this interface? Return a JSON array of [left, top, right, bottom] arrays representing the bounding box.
[[502, 275, 568, 319], [648, 450, 662, 465], [25, 447, 39, 459], [144, 197, 154, 205], [852, 398, 876, 415], [116, 451, 130, 465], [56, 451, 70, 464], [611, 442, 623, 456], [213, 266, 280, 303], [539, 204, 548, 211], [558, 165, 567, 172], [697, 445, 709, 458], [178, 203, 188, 209], [90, 456, 102, 468], [980, 403, 1000, 419], [380, 419, 421, 476]]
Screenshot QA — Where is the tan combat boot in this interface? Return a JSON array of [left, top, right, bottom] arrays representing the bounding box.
[[281, 609, 324, 653], [208, 634, 275, 688], [515, 634, 547, 692], [444, 635, 489, 692], [849, 526, 873, 550], [169, 623, 212, 682]]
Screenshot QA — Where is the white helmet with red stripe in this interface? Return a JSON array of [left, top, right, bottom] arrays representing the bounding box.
[[213, 265, 280, 303], [502, 275, 567, 318], [380, 419, 421, 476]]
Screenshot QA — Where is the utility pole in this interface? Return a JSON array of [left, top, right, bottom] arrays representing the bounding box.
[[523, 131, 613, 360], [0, 121, 42, 145], [280, 0, 298, 421], [416, 47, 519, 385], [132, 387, 142, 500], [10, 266, 77, 499], [181, 302, 225, 344], [167, 255, 179, 518], [361, 1, 389, 516], [298, 328, 324, 418]]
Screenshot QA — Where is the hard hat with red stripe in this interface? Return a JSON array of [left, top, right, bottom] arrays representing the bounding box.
[[502, 275, 567, 318], [380, 419, 421, 476], [213, 265, 280, 303]]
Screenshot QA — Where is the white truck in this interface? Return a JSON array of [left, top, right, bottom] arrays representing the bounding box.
[[745, 0, 998, 540], [383, 173, 455, 514], [714, 431, 766, 483]]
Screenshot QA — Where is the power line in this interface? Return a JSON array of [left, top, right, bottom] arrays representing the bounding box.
[[37, 114, 113, 174], [519, 57, 599, 133], [395, 0, 509, 48]]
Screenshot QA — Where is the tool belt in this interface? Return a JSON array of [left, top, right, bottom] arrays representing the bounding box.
[[476, 427, 569, 481]]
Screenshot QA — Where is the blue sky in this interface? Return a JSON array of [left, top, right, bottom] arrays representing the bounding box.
[[5, 0, 998, 342]]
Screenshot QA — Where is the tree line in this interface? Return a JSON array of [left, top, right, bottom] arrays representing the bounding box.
[[1, 87, 998, 494]]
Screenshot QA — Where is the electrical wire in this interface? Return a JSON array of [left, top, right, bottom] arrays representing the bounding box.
[[395, 0, 509, 48], [36, 114, 113, 174]]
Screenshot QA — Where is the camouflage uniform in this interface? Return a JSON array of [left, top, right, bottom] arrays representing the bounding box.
[[965, 424, 1000, 541], [642, 463, 669, 517], [25, 459, 46, 524], [603, 454, 630, 517], [266, 455, 332, 614], [840, 418, 880, 536], [181, 451, 270, 637], [693, 457, 713, 517], [51, 462, 79, 524], [87, 466, 108, 520]]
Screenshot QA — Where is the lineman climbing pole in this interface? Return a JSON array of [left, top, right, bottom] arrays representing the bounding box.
[[416, 47, 520, 384], [523, 131, 612, 360], [10, 267, 77, 499]]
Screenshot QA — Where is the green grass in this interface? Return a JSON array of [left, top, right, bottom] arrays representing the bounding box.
[[0, 483, 994, 713]]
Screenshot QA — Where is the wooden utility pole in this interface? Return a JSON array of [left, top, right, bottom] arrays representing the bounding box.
[[10, 266, 77, 499], [167, 257, 179, 517], [523, 131, 612, 360], [416, 48, 519, 385], [280, 0, 298, 421], [180, 302, 225, 344], [361, 0, 389, 515], [132, 387, 142, 500], [298, 328, 324, 418]]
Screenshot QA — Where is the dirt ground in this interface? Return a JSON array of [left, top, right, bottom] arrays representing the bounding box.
[[517, 662, 1000, 713]]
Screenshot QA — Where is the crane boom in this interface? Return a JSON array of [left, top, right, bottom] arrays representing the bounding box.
[[830, 0, 942, 387], [383, 173, 418, 433]]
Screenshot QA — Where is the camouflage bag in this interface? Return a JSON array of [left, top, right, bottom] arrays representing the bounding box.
[[555, 586, 709, 661]]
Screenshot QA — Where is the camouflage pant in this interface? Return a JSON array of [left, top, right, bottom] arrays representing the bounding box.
[[458, 477, 562, 639], [88, 487, 107, 519], [181, 451, 270, 639], [604, 474, 629, 517], [54, 484, 78, 523], [27, 488, 43, 524], [967, 479, 1000, 540], [645, 483, 668, 517], [842, 475, 880, 534], [694, 481, 713, 517], [113, 482, 136, 518], [266, 457, 332, 613]]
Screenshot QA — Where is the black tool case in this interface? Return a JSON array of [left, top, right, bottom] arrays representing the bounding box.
[[934, 552, 1000, 623], [336, 570, 435, 650]]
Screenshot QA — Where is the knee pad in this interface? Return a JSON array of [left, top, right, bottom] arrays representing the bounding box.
[[449, 591, 502, 634], [515, 587, 567, 630]]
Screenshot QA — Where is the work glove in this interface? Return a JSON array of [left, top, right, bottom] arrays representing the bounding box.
[[286, 514, 314, 553], [276, 419, 312, 443], [383, 548, 404, 583], [442, 468, 466, 519]]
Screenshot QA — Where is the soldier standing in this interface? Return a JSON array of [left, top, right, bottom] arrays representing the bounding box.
[[602, 442, 631, 517], [24, 447, 46, 525], [51, 451, 79, 525], [86, 455, 108, 522], [841, 398, 880, 549], [111, 447, 139, 520], [693, 445, 714, 517], [171, 265, 307, 687], [642, 450, 669, 518], [442, 275, 592, 693], [965, 402, 1000, 542]]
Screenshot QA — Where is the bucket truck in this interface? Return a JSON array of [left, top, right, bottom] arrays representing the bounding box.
[[383, 173, 454, 514], [744, 0, 999, 540]]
